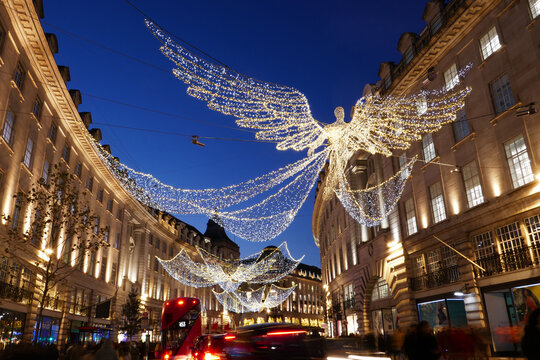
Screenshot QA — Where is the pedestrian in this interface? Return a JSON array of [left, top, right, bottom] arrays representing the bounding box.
[[522, 307, 540, 360], [94, 339, 118, 360], [415, 321, 440, 360]]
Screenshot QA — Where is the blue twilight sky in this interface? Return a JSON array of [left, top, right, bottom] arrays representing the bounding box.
[[42, 0, 428, 267]]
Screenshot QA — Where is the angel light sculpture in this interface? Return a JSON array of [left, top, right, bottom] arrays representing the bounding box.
[[87, 19, 470, 243], [157, 242, 301, 313]]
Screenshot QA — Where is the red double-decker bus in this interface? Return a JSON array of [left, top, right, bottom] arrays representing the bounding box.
[[160, 297, 202, 360]]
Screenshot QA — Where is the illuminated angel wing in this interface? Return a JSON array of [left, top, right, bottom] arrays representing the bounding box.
[[349, 84, 471, 156], [145, 20, 326, 153]]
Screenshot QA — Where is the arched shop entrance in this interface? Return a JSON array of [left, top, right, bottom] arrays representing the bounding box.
[[368, 277, 397, 337]]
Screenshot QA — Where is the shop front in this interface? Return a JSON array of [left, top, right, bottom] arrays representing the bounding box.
[[0, 308, 25, 345], [482, 279, 540, 355], [417, 297, 468, 331], [33, 316, 61, 344]]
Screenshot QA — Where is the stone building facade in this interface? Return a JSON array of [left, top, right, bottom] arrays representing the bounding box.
[[0, 0, 240, 345], [314, 0, 540, 355], [239, 263, 325, 329]]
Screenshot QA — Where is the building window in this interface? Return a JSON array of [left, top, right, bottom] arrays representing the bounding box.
[[490, 74, 514, 114], [155, 238, 160, 250], [472, 232, 497, 259], [496, 222, 526, 253], [162, 242, 167, 254], [48, 123, 57, 144], [444, 63, 459, 90], [32, 97, 42, 120], [114, 233, 120, 249], [371, 278, 390, 301], [93, 217, 100, 235], [23, 138, 34, 169], [403, 47, 414, 65], [13, 63, 24, 89], [525, 214, 540, 261], [87, 176, 94, 192], [430, 14, 442, 35], [2, 110, 15, 146], [97, 189, 104, 203], [100, 256, 107, 281], [417, 96, 428, 115], [453, 109, 470, 142], [426, 249, 441, 273], [404, 198, 417, 235], [104, 227, 109, 243], [41, 160, 50, 184], [116, 209, 122, 221], [110, 263, 117, 285], [148, 234, 153, 245], [107, 199, 113, 212], [429, 181, 446, 223], [462, 161, 484, 208], [479, 26, 502, 60], [399, 153, 410, 180], [504, 135, 534, 188], [422, 133, 436, 162], [384, 75, 392, 90], [529, 0, 540, 19], [11, 198, 21, 230], [62, 144, 71, 163], [75, 162, 82, 178], [154, 258, 159, 272]]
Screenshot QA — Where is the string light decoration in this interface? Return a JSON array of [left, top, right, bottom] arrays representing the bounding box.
[[80, 20, 472, 243], [212, 284, 297, 313], [157, 242, 303, 292]]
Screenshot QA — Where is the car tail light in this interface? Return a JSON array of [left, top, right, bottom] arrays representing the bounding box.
[[163, 353, 170, 360], [224, 335, 236, 340], [266, 330, 307, 336], [203, 352, 221, 360], [178, 300, 184, 305], [193, 299, 197, 304]]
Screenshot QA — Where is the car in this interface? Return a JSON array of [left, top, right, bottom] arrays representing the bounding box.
[[190, 334, 229, 360], [222, 323, 325, 360]]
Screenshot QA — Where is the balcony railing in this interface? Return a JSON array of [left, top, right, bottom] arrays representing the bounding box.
[[410, 265, 460, 291], [474, 244, 540, 278], [0, 281, 33, 304]]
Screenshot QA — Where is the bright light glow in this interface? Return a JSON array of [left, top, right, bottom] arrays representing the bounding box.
[[454, 291, 464, 297], [493, 182, 502, 197], [204, 352, 220, 360], [44, 248, 53, 255], [266, 330, 307, 336], [178, 300, 184, 305], [348, 356, 392, 360], [452, 201, 460, 215], [421, 216, 428, 229], [224, 335, 236, 340]]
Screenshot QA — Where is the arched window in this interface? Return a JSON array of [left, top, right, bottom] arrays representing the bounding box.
[[371, 277, 391, 302]]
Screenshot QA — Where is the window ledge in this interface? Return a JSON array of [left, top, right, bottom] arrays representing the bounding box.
[[30, 113, 42, 130], [20, 162, 33, 177], [526, 15, 540, 30], [9, 80, 24, 103], [421, 155, 440, 171], [451, 132, 476, 151], [45, 137, 56, 150], [478, 44, 507, 70], [490, 102, 522, 125], [0, 138, 14, 155]]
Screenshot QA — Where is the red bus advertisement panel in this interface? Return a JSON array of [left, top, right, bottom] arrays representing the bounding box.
[[161, 297, 201, 360]]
